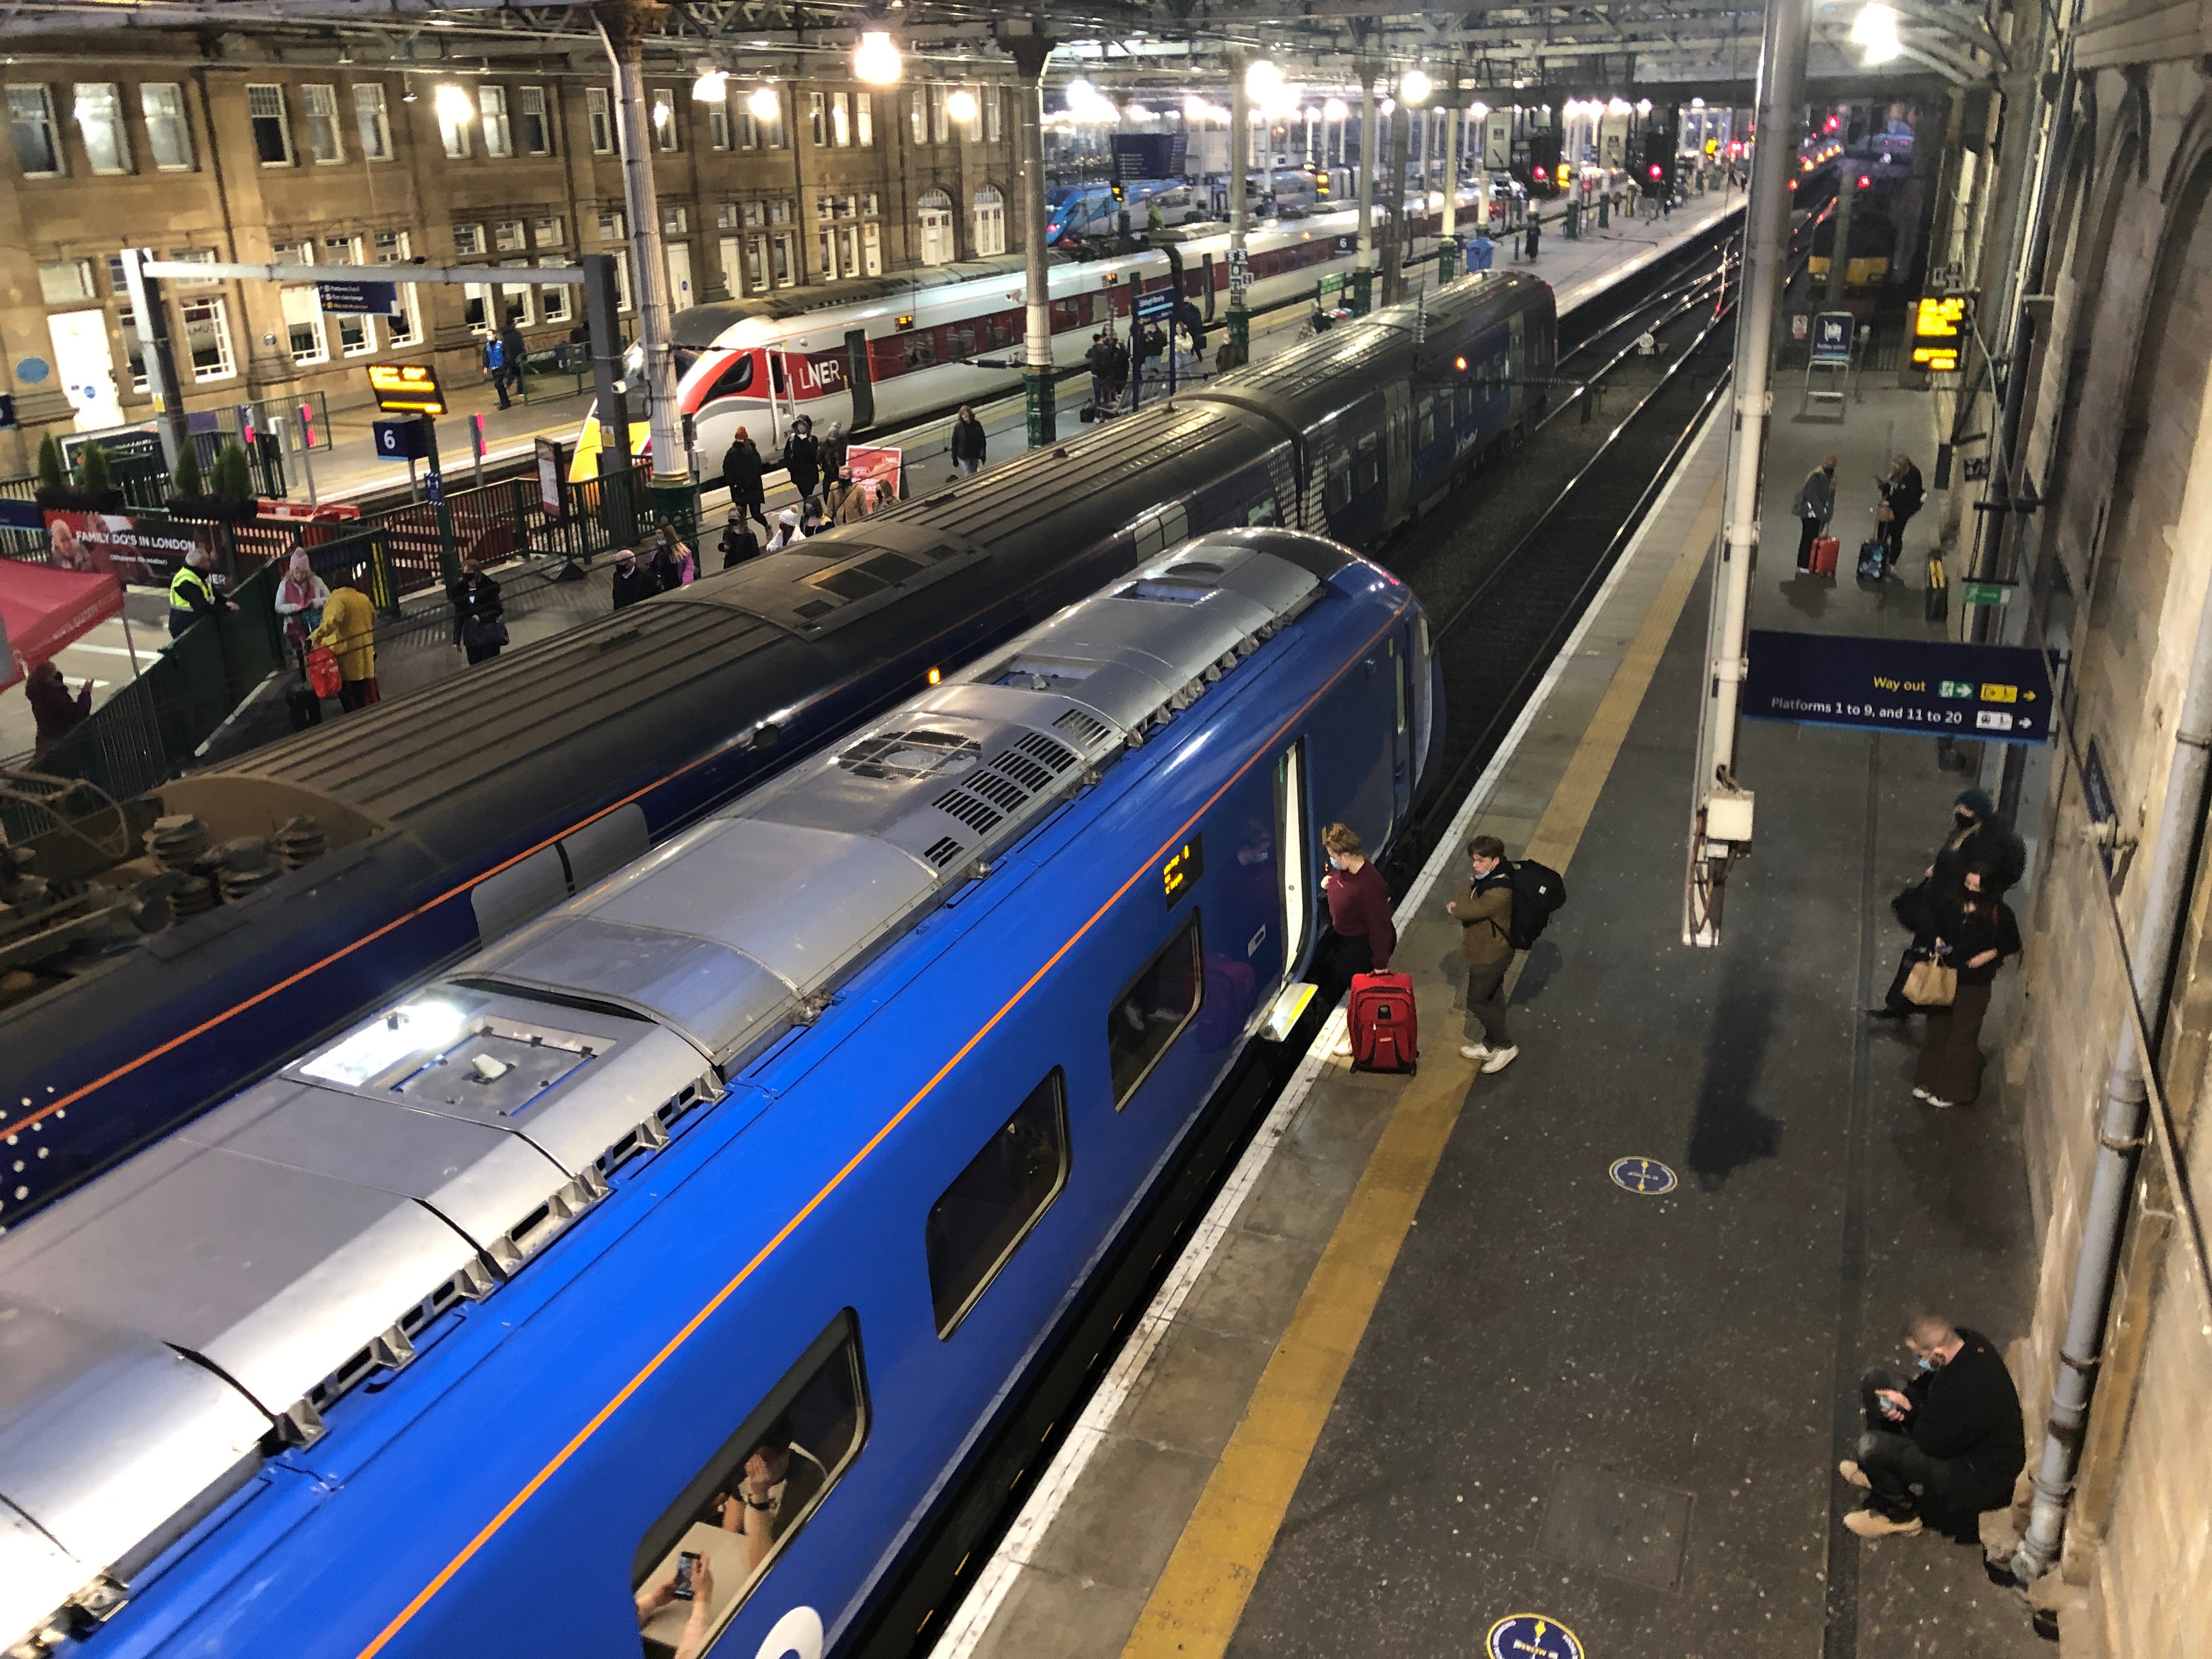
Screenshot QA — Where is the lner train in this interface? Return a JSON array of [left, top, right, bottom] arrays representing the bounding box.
[[0, 269, 1550, 1228], [571, 193, 1467, 473], [0, 530, 1436, 1659]]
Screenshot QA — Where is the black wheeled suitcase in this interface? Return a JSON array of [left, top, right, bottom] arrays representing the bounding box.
[[286, 679, 323, 731], [1857, 538, 1887, 582]]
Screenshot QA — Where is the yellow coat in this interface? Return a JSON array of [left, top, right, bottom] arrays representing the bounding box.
[[309, 586, 377, 682]]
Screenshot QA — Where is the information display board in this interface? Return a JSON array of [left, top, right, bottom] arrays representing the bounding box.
[[1910, 294, 1972, 373], [367, 362, 447, 415], [1743, 630, 2051, 743]]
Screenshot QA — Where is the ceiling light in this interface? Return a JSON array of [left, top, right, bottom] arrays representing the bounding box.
[[1184, 92, 1209, 121], [1126, 103, 1153, 121], [1401, 69, 1431, 106], [748, 83, 780, 121], [945, 87, 978, 123], [1469, 101, 1489, 120], [433, 83, 473, 123], [1379, 97, 1395, 115], [1244, 58, 1282, 99], [692, 68, 729, 101], [1322, 96, 1347, 120], [853, 30, 904, 85]]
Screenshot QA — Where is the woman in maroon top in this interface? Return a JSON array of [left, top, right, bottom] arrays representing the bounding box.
[[1322, 823, 1395, 1056]]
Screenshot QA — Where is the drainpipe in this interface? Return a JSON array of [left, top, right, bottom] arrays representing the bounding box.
[[2011, 570, 2212, 1583]]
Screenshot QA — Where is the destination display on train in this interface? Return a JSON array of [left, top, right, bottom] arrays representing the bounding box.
[[1742, 630, 2052, 744]]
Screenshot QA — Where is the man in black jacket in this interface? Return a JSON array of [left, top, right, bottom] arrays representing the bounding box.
[[1841, 1314, 2024, 1538]]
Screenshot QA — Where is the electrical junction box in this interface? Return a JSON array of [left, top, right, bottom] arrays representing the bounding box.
[[1704, 788, 1756, 844]]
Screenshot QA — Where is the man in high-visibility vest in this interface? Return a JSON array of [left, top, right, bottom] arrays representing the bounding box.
[[168, 545, 237, 640]]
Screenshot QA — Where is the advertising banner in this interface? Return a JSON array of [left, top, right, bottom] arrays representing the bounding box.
[[42, 509, 221, 588], [846, 444, 902, 506]]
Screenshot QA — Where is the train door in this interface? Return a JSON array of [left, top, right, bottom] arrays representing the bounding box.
[[1201, 252, 1216, 320], [1508, 314, 1527, 425], [1382, 382, 1413, 524], [845, 328, 875, 429], [1391, 631, 1413, 828], [1276, 740, 1311, 980]]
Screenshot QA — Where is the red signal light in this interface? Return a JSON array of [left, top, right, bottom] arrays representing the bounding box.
[[1857, 174, 1872, 188], [1825, 115, 1839, 132], [1649, 163, 1663, 179]]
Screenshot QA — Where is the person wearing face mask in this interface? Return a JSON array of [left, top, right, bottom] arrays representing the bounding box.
[[1840, 1313, 2023, 1539], [1321, 823, 1395, 1058], [1911, 864, 2021, 1107], [1870, 789, 2027, 1019], [1792, 453, 1838, 574]]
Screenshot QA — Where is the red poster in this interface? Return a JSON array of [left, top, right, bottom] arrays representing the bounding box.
[[846, 444, 902, 509], [42, 510, 220, 588]]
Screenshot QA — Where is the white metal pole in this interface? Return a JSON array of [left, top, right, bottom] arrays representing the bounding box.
[[596, 2, 687, 492], [1684, 0, 1810, 946]]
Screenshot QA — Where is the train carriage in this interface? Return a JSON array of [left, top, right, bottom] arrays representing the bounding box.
[[0, 532, 1437, 1659]]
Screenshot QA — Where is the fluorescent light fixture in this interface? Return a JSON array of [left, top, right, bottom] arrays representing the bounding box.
[[748, 83, 780, 121], [853, 30, 904, 84], [1401, 69, 1432, 106]]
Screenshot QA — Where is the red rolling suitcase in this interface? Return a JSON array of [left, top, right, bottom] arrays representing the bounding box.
[[1810, 535, 1841, 577], [1347, 971, 1419, 1073]]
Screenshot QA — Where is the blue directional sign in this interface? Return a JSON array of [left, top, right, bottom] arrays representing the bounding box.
[[425, 469, 445, 505], [318, 279, 403, 317], [1810, 310, 1855, 364], [1135, 287, 1177, 323], [1609, 1157, 1678, 1195], [1743, 630, 2052, 744], [1487, 1613, 1584, 1659]]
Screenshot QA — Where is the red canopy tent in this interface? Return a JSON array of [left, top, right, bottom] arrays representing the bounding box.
[[0, 558, 127, 691]]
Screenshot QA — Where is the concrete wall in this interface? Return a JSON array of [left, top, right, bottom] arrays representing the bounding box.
[[2000, 9, 2212, 1648], [0, 33, 1018, 471]]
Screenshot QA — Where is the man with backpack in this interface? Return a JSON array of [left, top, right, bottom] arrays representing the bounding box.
[[1444, 834, 1567, 1073]]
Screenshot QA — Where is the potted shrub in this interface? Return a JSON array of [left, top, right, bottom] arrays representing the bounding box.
[[210, 438, 258, 521], [32, 433, 105, 511], [163, 442, 220, 518]]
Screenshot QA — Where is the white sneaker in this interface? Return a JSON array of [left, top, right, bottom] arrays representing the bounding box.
[[1459, 1043, 1491, 1062], [1926, 1095, 1955, 1109], [1911, 1087, 1931, 1102], [1331, 1034, 1355, 1058], [1479, 1046, 1520, 1074]]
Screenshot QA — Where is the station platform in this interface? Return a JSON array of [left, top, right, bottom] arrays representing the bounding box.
[[942, 360, 2048, 1659]]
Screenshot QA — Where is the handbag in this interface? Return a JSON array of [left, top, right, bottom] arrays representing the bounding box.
[[1903, 955, 1958, 1008], [1875, 499, 1894, 524], [306, 644, 342, 698]]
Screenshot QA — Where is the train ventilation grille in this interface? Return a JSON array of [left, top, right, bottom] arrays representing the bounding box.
[[1053, 708, 1111, 747], [930, 735, 1080, 842], [923, 836, 966, 867]]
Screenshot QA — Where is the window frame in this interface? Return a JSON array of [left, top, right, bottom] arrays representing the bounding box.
[[830, 91, 850, 148], [301, 82, 345, 163], [180, 295, 235, 382], [452, 222, 487, 257], [926, 1069, 1071, 1339], [282, 285, 330, 366], [246, 83, 294, 166], [630, 1311, 868, 1645], [479, 84, 512, 157], [708, 95, 731, 151], [651, 86, 680, 151], [351, 82, 392, 161], [855, 91, 873, 147], [8, 83, 64, 177], [518, 84, 552, 155], [1105, 912, 1206, 1109], [586, 85, 613, 154], [37, 259, 96, 305], [72, 81, 132, 175]]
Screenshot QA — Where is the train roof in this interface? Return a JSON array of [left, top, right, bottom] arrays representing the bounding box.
[[0, 533, 1338, 1651], [671, 250, 1076, 344]]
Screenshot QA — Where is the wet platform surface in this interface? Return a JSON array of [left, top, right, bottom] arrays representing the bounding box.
[[945, 366, 2050, 1659]]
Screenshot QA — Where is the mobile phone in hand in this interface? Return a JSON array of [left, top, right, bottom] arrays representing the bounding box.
[[673, 1550, 701, 1601]]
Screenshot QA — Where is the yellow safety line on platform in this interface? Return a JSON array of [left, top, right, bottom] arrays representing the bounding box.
[[1119, 468, 1724, 1659]]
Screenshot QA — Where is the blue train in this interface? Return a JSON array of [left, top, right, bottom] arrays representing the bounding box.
[[1, 269, 1550, 1229], [0, 529, 1438, 1659]]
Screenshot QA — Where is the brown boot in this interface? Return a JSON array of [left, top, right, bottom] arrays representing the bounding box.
[[1844, 1508, 1922, 1539]]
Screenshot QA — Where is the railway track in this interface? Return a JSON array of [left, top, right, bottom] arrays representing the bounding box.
[[844, 220, 1758, 1659]]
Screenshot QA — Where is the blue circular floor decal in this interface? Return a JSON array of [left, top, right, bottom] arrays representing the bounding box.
[[1609, 1155, 1678, 1195], [1487, 1612, 1584, 1658]]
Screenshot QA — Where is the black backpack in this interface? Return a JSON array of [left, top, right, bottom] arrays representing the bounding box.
[[1505, 858, 1567, 950]]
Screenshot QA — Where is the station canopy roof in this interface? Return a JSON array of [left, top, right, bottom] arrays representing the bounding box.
[[4, 2, 1999, 104]]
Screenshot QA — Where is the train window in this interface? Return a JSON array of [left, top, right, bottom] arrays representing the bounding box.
[[1325, 450, 1353, 511], [632, 1312, 867, 1658], [926, 1069, 1070, 1336], [702, 352, 754, 404], [1107, 913, 1204, 1108], [1247, 495, 1280, 527], [1356, 433, 1381, 493], [1417, 397, 1435, 449], [906, 332, 938, 368]]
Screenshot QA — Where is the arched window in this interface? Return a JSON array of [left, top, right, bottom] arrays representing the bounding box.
[[972, 185, 1006, 257], [918, 188, 956, 266]]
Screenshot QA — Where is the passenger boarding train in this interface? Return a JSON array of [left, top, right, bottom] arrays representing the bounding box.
[[572, 191, 1471, 473], [1, 265, 1551, 1243], [0, 530, 1439, 1659]]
